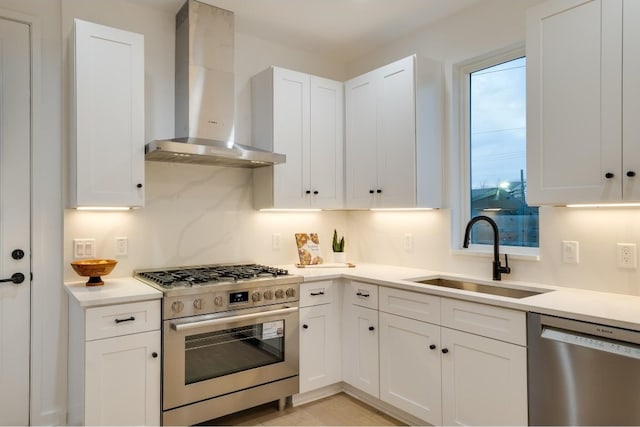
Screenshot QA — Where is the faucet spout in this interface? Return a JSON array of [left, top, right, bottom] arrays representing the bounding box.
[[463, 215, 511, 281]]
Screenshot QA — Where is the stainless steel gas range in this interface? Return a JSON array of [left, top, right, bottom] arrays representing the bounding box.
[[135, 264, 302, 426]]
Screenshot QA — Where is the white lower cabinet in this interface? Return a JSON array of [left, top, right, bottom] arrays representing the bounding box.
[[441, 327, 528, 426], [343, 300, 379, 397], [298, 280, 528, 426], [68, 299, 161, 426], [84, 330, 160, 425], [299, 281, 341, 393], [379, 312, 442, 424], [378, 286, 528, 426]]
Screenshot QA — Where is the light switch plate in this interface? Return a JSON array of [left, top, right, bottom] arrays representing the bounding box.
[[73, 238, 96, 259], [562, 241, 579, 264]]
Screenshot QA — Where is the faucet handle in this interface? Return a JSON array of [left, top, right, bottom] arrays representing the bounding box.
[[502, 254, 511, 274]]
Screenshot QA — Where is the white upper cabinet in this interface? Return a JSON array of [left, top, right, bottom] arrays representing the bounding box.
[[526, 0, 638, 205], [253, 67, 344, 209], [345, 55, 443, 209], [70, 19, 145, 208]]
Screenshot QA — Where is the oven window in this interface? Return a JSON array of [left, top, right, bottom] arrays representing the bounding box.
[[184, 320, 285, 385]]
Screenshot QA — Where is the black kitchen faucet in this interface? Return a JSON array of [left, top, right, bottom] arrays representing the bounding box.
[[462, 215, 511, 281]]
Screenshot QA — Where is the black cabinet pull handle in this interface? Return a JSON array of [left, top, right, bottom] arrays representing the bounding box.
[[302, 324, 309, 329], [136, 183, 143, 188], [310, 291, 325, 296], [369, 190, 374, 194], [313, 190, 319, 195], [441, 348, 449, 354], [429, 344, 436, 350], [114, 316, 135, 324], [0, 272, 25, 284], [368, 326, 375, 331], [356, 292, 370, 298], [605, 172, 615, 179], [627, 171, 636, 178], [305, 190, 311, 194], [152, 352, 158, 358], [376, 189, 382, 194]]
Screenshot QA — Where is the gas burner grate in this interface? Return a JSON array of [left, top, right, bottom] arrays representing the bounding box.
[[137, 264, 289, 288]]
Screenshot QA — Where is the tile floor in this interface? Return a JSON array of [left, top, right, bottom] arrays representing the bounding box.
[[200, 392, 406, 426]]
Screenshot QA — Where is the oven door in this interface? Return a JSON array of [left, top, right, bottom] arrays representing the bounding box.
[[163, 304, 299, 410]]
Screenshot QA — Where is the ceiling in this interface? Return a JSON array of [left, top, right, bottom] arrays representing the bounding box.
[[129, 0, 481, 61]]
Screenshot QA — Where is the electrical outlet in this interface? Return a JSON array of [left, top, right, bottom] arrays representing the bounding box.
[[617, 243, 637, 269], [272, 233, 281, 251], [115, 237, 128, 256], [562, 241, 579, 264], [404, 233, 413, 252], [73, 238, 96, 259]]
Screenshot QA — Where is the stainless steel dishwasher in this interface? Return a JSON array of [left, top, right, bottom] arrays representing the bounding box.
[[528, 313, 640, 425]]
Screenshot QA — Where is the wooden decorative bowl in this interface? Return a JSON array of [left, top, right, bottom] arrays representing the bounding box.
[[70, 259, 117, 286]]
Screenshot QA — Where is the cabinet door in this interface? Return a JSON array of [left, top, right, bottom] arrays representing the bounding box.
[[72, 19, 144, 208], [343, 304, 379, 397], [379, 313, 441, 425], [526, 0, 622, 204], [345, 71, 378, 209], [309, 76, 344, 208], [623, 0, 640, 200], [376, 56, 417, 207], [85, 330, 160, 426], [299, 303, 341, 393], [441, 328, 527, 426], [272, 67, 310, 208]]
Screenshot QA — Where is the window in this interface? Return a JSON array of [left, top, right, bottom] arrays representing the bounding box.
[[467, 55, 539, 248]]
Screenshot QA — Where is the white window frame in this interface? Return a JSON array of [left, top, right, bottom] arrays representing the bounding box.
[[452, 43, 540, 260]]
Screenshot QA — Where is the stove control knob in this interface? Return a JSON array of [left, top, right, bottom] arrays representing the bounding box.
[[286, 288, 296, 298], [193, 298, 204, 310], [275, 289, 285, 299], [252, 292, 262, 302], [263, 290, 274, 300], [171, 301, 184, 313], [214, 296, 223, 307]]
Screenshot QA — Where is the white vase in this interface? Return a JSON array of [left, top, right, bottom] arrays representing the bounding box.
[[333, 252, 347, 263]]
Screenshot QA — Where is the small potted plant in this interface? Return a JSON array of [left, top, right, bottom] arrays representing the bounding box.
[[332, 229, 346, 263]]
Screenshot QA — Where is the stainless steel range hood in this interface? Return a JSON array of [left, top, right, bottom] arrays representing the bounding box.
[[145, 0, 285, 168]]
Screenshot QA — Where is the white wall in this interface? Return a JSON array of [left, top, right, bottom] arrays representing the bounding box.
[[16, 0, 640, 424], [61, 2, 348, 282], [344, 0, 640, 296]]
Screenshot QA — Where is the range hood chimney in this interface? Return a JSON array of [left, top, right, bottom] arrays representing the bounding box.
[[145, 0, 285, 167]]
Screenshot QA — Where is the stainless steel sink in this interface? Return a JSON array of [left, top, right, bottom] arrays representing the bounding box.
[[413, 277, 549, 299]]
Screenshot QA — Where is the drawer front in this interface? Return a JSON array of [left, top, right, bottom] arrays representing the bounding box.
[[441, 298, 526, 345], [300, 280, 334, 307], [348, 280, 378, 309], [86, 300, 161, 341], [379, 287, 440, 324]]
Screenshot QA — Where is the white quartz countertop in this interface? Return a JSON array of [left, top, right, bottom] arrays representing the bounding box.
[[288, 263, 640, 332], [64, 276, 162, 308]]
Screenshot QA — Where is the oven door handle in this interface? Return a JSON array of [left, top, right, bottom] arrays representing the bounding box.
[[169, 306, 298, 332]]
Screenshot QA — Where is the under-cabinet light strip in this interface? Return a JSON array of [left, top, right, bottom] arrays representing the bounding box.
[[566, 203, 640, 208], [76, 207, 132, 211]]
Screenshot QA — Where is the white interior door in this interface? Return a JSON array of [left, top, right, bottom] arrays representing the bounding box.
[[0, 17, 31, 426]]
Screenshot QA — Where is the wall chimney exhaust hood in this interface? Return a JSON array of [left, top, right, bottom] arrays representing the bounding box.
[[145, 0, 285, 168]]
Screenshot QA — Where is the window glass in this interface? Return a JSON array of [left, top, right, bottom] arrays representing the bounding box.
[[469, 57, 539, 247]]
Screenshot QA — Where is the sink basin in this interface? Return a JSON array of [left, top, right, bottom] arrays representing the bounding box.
[[413, 277, 549, 299]]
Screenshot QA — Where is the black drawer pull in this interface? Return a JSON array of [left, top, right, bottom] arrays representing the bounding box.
[[310, 291, 325, 296], [152, 352, 158, 358], [442, 348, 449, 354], [368, 326, 375, 331], [302, 324, 309, 329], [429, 344, 437, 350], [114, 316, 135, 324], [356, 292, 370, 298]]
